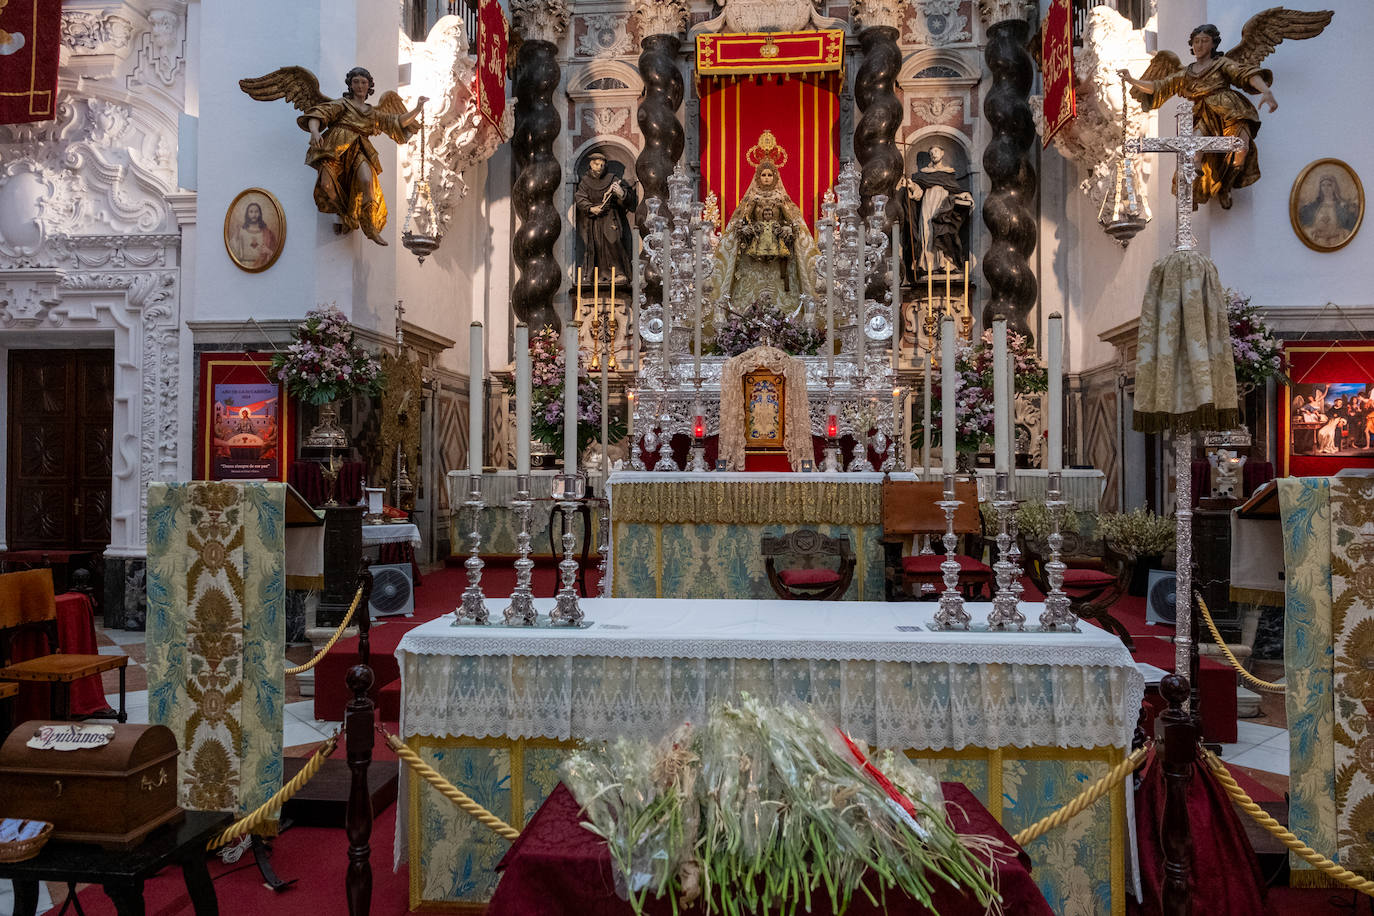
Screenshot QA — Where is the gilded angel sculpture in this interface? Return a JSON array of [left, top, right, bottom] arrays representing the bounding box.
[[240, 66, 428, 245], [1118, 8, 1332, 209]]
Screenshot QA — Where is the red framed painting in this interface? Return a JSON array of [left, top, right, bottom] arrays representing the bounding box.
[[196, 352, 294, 481], [1279, 341, 1374, 477]]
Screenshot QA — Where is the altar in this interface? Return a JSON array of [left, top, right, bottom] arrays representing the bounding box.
[[394, 597, 1144, 911]]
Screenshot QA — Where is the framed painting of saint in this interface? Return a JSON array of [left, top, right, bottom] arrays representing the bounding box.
[[743, 369, 786, 451], [224, 188, 287, 272], [1289, 159, 1363, 253]]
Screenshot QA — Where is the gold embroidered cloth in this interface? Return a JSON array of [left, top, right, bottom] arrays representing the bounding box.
[[718, 346, 814, 471], [609, 477, 880, 526]]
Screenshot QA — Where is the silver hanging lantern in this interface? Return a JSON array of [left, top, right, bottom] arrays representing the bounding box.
[[1098, 77, 1150, 246], [402, 108, 442, 264]]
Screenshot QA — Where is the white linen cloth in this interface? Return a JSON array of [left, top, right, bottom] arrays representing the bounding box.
[[360, 522, 421, 547]]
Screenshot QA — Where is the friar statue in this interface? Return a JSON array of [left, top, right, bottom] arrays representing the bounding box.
[[575, 151, 637, 281], [898, 143, 973, 277]]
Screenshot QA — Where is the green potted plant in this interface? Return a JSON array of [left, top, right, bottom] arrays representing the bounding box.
[[1096, 508, 1176, 596]]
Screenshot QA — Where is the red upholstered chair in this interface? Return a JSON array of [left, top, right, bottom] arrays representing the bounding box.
[[881, 479, 991, 600], [762, 530, 855, 600], [1020, 534, 1135, 648]]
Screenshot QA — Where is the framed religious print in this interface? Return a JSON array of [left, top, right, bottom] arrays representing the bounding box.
[[196, 352, 293, 481], [224, 188, 286, 272], [742, 368, 786, 451], [1289, 158, 1363, 253], [1278, 341, 1374, 477]]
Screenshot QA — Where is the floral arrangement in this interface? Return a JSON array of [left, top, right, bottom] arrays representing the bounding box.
[[562, 695, 998, 915], [271, 304, 384, 406], [928, 328, 1049, 453], [714, 297, 823, 358], [1096, 507, 1175, 559], [516, 327, 625, 459], [1226, 288, 1289, 390], [980, 499, 1079, 542]]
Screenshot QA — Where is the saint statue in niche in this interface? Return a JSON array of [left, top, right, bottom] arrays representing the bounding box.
[[1117, 9, 1332, 209], [710, 135, 820, 319], [240, 66, 428, 244], [574, 151, 638, 282], [898, 142, 973, 277]]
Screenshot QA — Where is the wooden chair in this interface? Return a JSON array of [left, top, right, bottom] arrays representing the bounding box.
[[0, 679, 16, 738], [881, 479, 992, 600], [0, 569, 127, 723], [762, 530, 855, 600], [1020, 534, 1136, 648]]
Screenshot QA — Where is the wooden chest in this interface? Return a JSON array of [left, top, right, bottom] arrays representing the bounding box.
[[0, 722, 184, 849]]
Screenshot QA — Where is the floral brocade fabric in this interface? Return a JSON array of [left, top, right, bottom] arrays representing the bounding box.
[[145, 481, 287, 825]]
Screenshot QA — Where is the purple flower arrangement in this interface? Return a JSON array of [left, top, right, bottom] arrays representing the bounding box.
[[1226, 288, 1289, 390], [513, 327, 625, 458], [714, 297, 823, 357], [271, 304, 383, 406], [929, 328, 1048, 452]]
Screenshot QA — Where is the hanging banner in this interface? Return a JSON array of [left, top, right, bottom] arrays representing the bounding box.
[[696, 30, 845, 76], [0, 0, 61, 124], [1041, 0, 1076, 147], [476, 0, 508, 134], [698, 71, 842, 229]]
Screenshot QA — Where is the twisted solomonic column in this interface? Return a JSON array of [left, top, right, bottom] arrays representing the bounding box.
[[511, 0, 569, 331], [979, 2, 1038, 340], [632, 0, 687, 305], [853, 2, 903, 221]]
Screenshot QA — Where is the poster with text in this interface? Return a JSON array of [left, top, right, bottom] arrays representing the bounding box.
[[197, 353, 292, 481]]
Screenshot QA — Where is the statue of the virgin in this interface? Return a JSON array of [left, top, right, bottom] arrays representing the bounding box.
[[709, 137, 821, 319]]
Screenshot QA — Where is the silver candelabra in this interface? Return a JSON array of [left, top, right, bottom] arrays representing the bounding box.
[[550, 473, 584, 626], [502, 473, 537, 626], [596, 507, 610, 597], [987, 471, 1026, 631], [933, 472, 971, 629], [454, 473, 489, 625], [1038, 472, 1077, 631]]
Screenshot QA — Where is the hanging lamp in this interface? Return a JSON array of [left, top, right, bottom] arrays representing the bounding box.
[[1098, 77, 1150, 246], [402, 107, 442, 264]]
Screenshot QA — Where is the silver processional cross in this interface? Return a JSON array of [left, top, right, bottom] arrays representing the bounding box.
[[1125, 99, 1246, 252]]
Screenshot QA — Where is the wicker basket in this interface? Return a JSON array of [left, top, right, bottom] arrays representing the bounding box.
[[0, 820, 53, 862]]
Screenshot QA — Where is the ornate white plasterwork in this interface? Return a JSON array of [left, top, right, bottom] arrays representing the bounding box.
[[692, 0, 846, 36], [907, 0, 970, 46], [584, 107, 630, 136], [578, 13, 634, 57], [512, 0, 569, 44], [976, 0, 1032, 28], [853, 0, 907, 32], [61, 9, 136, 53], [129, 7, 185, 88], [1039, 6, 1152, 218], [400, 15, 512, 232], [632, 0, 688, 38], [910, 97, 963, 123]]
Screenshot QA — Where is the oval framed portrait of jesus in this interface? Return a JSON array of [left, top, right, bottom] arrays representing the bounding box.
[[224, 188, 286, 272]]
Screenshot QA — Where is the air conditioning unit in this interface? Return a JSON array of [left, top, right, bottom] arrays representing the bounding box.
[[368, 563, 415, 619], [1145, 569, 1177, 626]]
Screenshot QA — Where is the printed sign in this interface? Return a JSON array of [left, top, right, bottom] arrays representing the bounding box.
[[27, 723, 115, 751]]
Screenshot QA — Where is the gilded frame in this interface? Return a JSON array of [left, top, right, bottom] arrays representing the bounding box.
[[1289, 158, 1364, 253], [223, 187, 287, 272]]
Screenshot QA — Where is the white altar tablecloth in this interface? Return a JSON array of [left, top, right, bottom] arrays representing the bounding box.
[[396, 598, 1143, 753], [360, 522, 421, 547]]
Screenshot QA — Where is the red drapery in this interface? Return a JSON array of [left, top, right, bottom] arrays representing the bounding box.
[[698, 71, 841, 229], [0, 0, 61, 124]]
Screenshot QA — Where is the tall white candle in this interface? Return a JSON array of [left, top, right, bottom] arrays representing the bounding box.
[[515, 324, 530, 476], [890, 224, 901, 373], [563, 321, 579, 474], [1047, 312, 1064, 473], [992, 316, 1010, 475], [600, 286, 611, 474], [631, 228, 642, 371], [825, 221, 836, 378], [468, 321, 484, 475], [693, 226, 703, 380], [941, 317, 956, 475], [855, 217, 866, 369], [922, 350, 932, 473]]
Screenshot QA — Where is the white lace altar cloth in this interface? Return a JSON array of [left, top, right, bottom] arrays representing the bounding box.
[[360, 522, 421, 547], [396, 598, 1144, 752]]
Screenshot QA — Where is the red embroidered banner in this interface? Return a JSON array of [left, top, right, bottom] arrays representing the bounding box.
[[1041, 0, 1076, 147], [476, 0, 508, 133], [0, 0, 61, 124], [698, 71, 842, 229], [697, 30, 844, 75]]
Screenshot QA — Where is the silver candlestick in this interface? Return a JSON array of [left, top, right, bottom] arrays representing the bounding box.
[[454, 473, 489, 625], [596, 505, 610, 597], [1039, 471, 1078, 631], [933, 472, 971, 629], [654, 404, 676, 471], [550, 473, 584, 626], [987, 471, 1026, 631], [502, 474, 537, 626]]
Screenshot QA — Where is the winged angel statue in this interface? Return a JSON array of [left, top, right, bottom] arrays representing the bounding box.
[[240, 66, 428, 244], [1118, 8, 1331, 209]]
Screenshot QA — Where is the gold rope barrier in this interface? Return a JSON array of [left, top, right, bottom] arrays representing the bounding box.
[[285, 585, 364, 676], [206, 731, 341, 851], [1012, 745, 1150, 847], [382, 730, 521, 841], [1195, 593, 1286, 694], [1203, 748, 1374, 896]]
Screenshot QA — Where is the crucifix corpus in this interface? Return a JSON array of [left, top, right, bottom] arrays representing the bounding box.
[[1125, 98, 1247, 691]]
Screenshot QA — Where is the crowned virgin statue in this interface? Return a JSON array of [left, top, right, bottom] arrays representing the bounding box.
[[710, 133, 821, 319]]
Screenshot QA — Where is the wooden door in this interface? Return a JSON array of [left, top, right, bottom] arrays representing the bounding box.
[[6, 350, 114, 551]]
